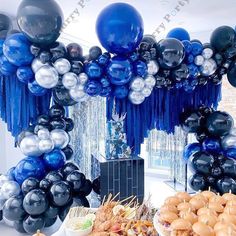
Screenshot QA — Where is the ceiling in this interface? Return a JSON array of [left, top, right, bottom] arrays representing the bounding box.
[[1, 0, 236, 51]]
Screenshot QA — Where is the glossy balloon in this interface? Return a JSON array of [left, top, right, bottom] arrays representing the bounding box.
[[77, 179, 92, 197], [189, 174, 206, 192], [61, 162, 79, 177], [167, 28, 190, 41], [183, 143, 202, 162], [85, 61, 103, 79], [44, 205, 59, 219], [23, 215, 45, 234], [113, 85, 129, 99], [217, 177, 236, 194], [21, 177, 39, 195], [92, 177, 100, 194], [39, 179, 52, 192], [67, 43, 83, 60], [227, 61, 236, 87], [54, 58, 71, 75], [181, 111, 203, 133], [62, 72, 78, 89], [20, 135, 42, 157], [128, 91, 145, 105], [62, 145, 74, 160], [221, 134, 236, 150], [43, 149, 66, 171], [38, 128, 50, 140], [1, 181, 21, 199], [53, 86, 78, 106], [45, 171, 63, 183], [50, 129, 70, 149], [31, 58, 49, 73], [14, 220, 26, 234], [0, 14, 11, 31], [226, 148, 236, 159], [50, 118, 66, 130], [147, 60, 159, 75], [89, 46, 102, 61], [133, 60, 148, 77], [7, 167, 16, 181], [0, 55, 17, 76], [28, 80, 48, 96], [17, 66, 34, 84], [202, 138, 221, 154], [221, 158, 236, 178], [66, 170, 86, 193], [130, 77, 145, 92], [84, 80, 102, 97], [69, 84, 87, 101]]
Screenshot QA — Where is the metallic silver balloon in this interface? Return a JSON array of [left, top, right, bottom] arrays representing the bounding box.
[[78, 73, 89, 85], [145, 75, 156, 88], [230, 127, 236, 136], [0, 175, 8, 188], [128, 91, 145, 105], [69, 85, 87, 102], [53, 58, 71, 75], [19, 135, 42, 157], [31, 58, 49, 73], [200, 59, 217, 76], [130, 77, 145, 92], [1, 181, 21, 199], [39, 139, 55, 153], [35, 65, 59, 89], [147, 60, 159, 75], [202, 48, 214, 59], [62, 72, 78, 89], [3, 217, 14, 227], [194, 55, 205, 66], [37, 128, 50, 140], [142, 87, 152, 97], [50, 129, 69, 149], [221, 134, 236, 150]]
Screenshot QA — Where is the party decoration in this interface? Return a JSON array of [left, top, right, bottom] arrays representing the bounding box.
[[167, 27, 190, 41]]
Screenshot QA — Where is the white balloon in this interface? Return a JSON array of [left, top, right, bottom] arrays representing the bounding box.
[[1, 181, 21, 199], [130, 77, 145, 92], [54, 58, 71, 75], [194, 55, 205, 66], [78, 73, 89, 85], [147, 60, 159, 75], [62, 72, 78, 89], [69, 85, 87, 102], [37, 128, 50, 140], [202, 48, 214, 59], [20, 135, 42, 157], [50, 129, 70, 149], [128, 91, 145, 105], [142, 87, 152, 97], [39, 139, 55, 153], [31, 58, 49, 73], [145, 75, 156, 88], [35, 65, 59, 89]]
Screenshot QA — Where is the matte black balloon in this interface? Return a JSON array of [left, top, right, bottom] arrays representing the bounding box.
[[227, 61, 236, 88], [50, 118, 66, 130], [210, 26, 236, 52], [53, 86, 78, 106], [210, 166, 223, 178], [89, 46, 102, 61], [23, 189, 48, 215], [189, 173, 207, 192], [66, 170, 86, 192], [181, 111, 203, 133], [45, 171, 63, 183], [3, 196, 26, 221], [45, 217, 57, 228], [189, 151, 215, 175], [17, 0, 64, 45], [92, 177, 100, 194], [39, 51, 52, 64], [61, 162, 79, 177], [0, 14, 11, 31], [49, 104, 65, 118], [23, 215, 45, 234], [50, 42, 67, 61], [217, 177, 236, 194], [77, 179, 92, 197], [62, 145, 74, 160], [67, 43, 83, 60], [221, 158, 236, 178], [37, 115, 50, 126], [30, 44, 41, 57], [64, 118, 74, 132], [14, 220, 27, 234], [70, 60, 84, 74], [21, 177, 39, 195], [39, 179, 52, 192], [206, 111, 234, 137], [172, 64, 189, 81], [44, 205, 59, 219], [49, 181, 72, 207]]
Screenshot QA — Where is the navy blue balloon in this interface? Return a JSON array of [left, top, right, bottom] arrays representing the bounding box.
[[3, 33, 33, 66], [28, 80, 48, 96], [226, 148, 236, 159], [17, 66, 34, 84], [85, 80, 102, 96], [202, 138, 221, 154], [133, 60, 148, 77], [113, 85, 129, 99], [43, 149, 66, 171], [14, 156, 46, 185], [7, 167, 16, 181], [96, 3, 144, 54], [85, 61, 103, 79], [0, 55, 17, 76], [182, 40, 192, 55], [100, 86, 112, 97], [183, 143, 202, 162], [107, 56, 133, 85], [167, 28, 190, 41]]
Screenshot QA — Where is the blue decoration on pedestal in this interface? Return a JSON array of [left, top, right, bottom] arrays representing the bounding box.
[[43, 149, 66, 171]]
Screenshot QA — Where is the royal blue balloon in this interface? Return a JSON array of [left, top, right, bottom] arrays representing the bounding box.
[[182, 40, 192, 55], [183, 143, 202, 162], [113, 85, 129, 99], [3, 33, 33, 66], [188, 64, 199, 78], [0, 39, 4, 55], [100, 86, 112, 97], [167, 28, 190, 41], [0, 55, 17, 75], [191, 42, 203, 56], [43, 149, 66, 171], [133, 60, 148, 77], [107, 56, 133, 85], [7, 167, 16, 181], [226, 148, 236, 159], [28, 80, 48, 96], [17, 66, 34, 84], [186, 54, 194, 64], [85, 61, 103, 79], [202, 138, 221, 154], [14, 156, 46, 184], [97, 53, 110, 66], [96, 3, 144, 54], [84, 80, 102, 97], [100, 77, 110, 88]]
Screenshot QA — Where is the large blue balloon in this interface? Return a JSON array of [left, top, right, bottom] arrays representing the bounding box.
[[84, 80, 102, 97], [14, 156, 46, 184], [107, 56, 133, 85], [183, 142, 202, 162], [17, 66, 34, 84], [3, 33, 33, 66], [28, 80, 48, 96], [96, 3, 144, 54], [167, 28, 190, 41], [0, 55, 17, 75], [202, 138, 221, 154], [43, 149, 66, 171]]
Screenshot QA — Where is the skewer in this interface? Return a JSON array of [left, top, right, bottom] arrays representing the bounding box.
[[111, 192, 120, 202], [101, 195, 106, 205], [119, 195, 134, 204]]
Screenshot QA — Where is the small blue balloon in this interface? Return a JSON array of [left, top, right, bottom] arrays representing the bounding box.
[[17, 66, 34, 84], [113, 85, 129, 99], [191, 42, 203, 56], [182, 40, 192, 55], [100, 86, 112, 97], [202, 138, 221, 154], [85, 61, 103, 79], [3, 33, 33, 66], [188, 64, 199, 78], [100, 77, 110, 87], [184, 143, 202, 162], [43, 149, 66, 171], [28, 80, 48, 96], [107, 56, 133, 85], [0, 39, 4, 55], [7, 167, 16, 181], [133, 60, 148, 77], [96, 3, 144, 54], [186, 54, 194, 64], [97, 53, 110, 66], [175, 82, 183, 89], [0, 55, 17, 75], [14, 156, 46, 184], [85, 80, 102, 96], [129, 52, 139, 62], [226, 148, 236, 159], [167, 28, 190, 41]]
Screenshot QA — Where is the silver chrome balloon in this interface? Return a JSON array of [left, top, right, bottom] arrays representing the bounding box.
[[69, 85, 87, 102], [221, 134, 236, 150], [147, 60, 159, 75], [19, 135, 42, 157], [78, 73, 89, 85], [31, 58, 49, 73], [53, 58, 71, 75], [1, 181, 21, 199], [62, 72, 78, 89], [50, 129, 70, 149], [200, 59, 217, 76], [145, 75, 156, 88], [142, 87, 152, 97], [3, 217, 14, 227], [35, 65, 59, 89], [202, 48, 214, 59], [37, 128, 50, 140], [130, 77, 145, 92], [39, 139, 55, 153], [128, 91, 145, 105], [194, 55, 205, 66]]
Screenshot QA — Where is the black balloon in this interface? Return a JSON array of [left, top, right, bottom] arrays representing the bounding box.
[[64, 118, 74, 132], [89, 46, 102, 60], [50, 42, 67, 61], [39, 179, 52, 192], [199, 106, 214, 118], [210, 26, 236, 52], [227, 61, 236, 88], [189, 151, 215, 175], [189, 173, 207, 192], [30, 44, 41, 57], [50, 118, 66, 130], [58, 200, 72, 222], [210, 166, 223, 178], [45, 217, 57, 228], [77, 179, 93, 197], [172, 64, 189, 81], [3, 196, 26, 221], [39, 51, 52, 64], [44, 205, 59, 219], [21, 177, 39, 195], [206, 175, 216, 186], [53, 86, 77, 106], [61, 162, 79, 177], [62, 145, 74, 160], [14, 220, 27, 234], [0, 14, 11, 31], [206, 111, 234, 137], [221, 158, 236, 178], [92, 177, 100, 194], [217, 177, 236, 194], [49, 181, 72, 207], [23, 215, 45, 234], [181, 111, 203, 133], [37, 115, 50, 126], [66, 170, 86, 192], [195, 130, 209, 143], [70, 60, 84, 74], [49, 104, 65, 118], [17, 0, 64, 45], [46, 171, 63, 183], [23, 189, 48, 215], [67, 43, 83, 60]]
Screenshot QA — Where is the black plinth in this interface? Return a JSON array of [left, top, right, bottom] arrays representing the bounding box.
[[91, 155, 144, 203]]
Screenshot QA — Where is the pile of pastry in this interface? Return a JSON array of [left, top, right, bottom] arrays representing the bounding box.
[[156, 191, 236, 236]]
